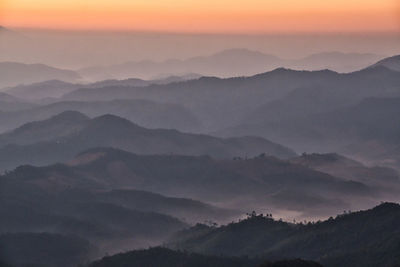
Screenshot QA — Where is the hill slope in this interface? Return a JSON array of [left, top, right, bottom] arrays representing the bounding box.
[[222, 96, 400, 165], [0, 62, 81, 89], [0, 92, 35, 112], [0, 160, 235, 259], [289, 153, 400, 193], [169, 203, 400, 267], [368, 54, 400, 72]]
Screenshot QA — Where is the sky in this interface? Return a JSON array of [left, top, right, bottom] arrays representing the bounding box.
[[1, 0, 400, 33]]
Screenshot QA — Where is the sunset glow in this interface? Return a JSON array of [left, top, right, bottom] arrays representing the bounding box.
[[2, 0, 400, 33]]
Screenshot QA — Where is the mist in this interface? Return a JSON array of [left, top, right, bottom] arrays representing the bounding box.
[[1, 28, 399, 70], [1, 22, 400, 267]]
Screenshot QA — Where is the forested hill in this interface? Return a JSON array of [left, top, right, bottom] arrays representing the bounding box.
[[168, 203, 400, 267]]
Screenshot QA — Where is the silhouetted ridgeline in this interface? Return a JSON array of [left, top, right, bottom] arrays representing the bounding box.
[[87, 247, 322, 267], [168, 203, 400, 267]]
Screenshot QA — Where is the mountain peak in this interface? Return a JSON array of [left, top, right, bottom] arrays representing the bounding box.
[[10, 111, 89, 135], [49, 110, 89, 122], [90, 114, 144, 131], [212, 48, 280, 61], [0, 111, 90, 146], [93, 113, 134, 123]]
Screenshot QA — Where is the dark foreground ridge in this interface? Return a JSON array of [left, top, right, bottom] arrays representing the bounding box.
[[87, 247, 322, 267], [168, 202, 400, 267]]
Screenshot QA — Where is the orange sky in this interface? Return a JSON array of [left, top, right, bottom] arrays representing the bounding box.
[[1, 0, 400, 33]]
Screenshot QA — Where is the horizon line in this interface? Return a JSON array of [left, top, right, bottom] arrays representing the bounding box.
[[4, 25, 400, 36]]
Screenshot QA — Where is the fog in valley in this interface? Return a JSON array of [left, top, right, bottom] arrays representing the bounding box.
[[1, 25, 400, 267]]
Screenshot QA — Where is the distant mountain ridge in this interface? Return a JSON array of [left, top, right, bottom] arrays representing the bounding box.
[[222, 96, 400, 168], [62, 64, 400, 132], [0, 62, 81, 89], [78, 49, 384, 80], [0, 92, 20, 103], [4, 74, 202, 101], [0, 92, 37, 112], [0, 99, 203, 133], [0, 111, 296, 172], [10, 146, 377, 218], [5, 80, 82, 100], [0, 110, 90, 146], [289, 153, 400, 193]]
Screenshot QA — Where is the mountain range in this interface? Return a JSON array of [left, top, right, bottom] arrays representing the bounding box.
[[2, 145, 397, 266], [1, 144, 399, 266], [0, 111, 296, 172], [78, 49, 384, 80], [221, 97, 400, 169], [4, 74, 201, 101], [1, 55, 399, 169], [3, 146, 389, 218], [0, 48, 386, 91], [0, 33, 399, 267], [60, 60, 400, 134], [0, 147, 241, 264], [0, 99, 202, 133]]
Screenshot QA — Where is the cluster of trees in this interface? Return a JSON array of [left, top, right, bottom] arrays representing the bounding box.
[[246, 211, 273, 219], [233, 153, 272, 161]]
